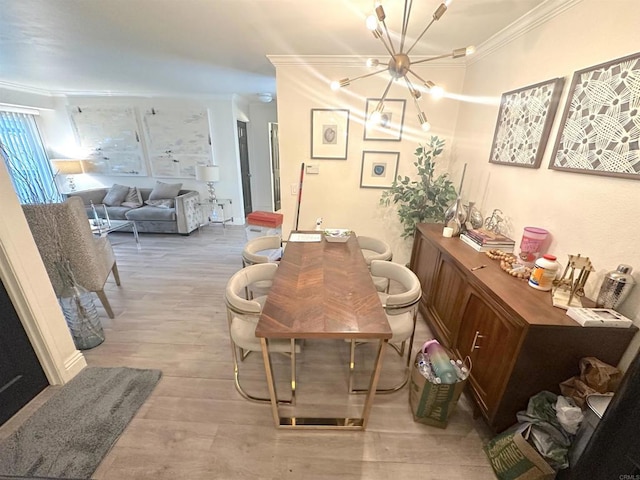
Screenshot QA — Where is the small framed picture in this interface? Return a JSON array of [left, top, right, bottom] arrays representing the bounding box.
[[360, 151, 399, 189], [364, 99, 406, 141], [310, 109, 350, 159]]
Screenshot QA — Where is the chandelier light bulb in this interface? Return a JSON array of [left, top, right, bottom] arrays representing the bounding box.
[[366, 58, 380, 67], [445, 0, 453, 6], [466, 45, 476, 56], [368, 110, 382, 126], [430, 85, 445, 99], [365, 14, 378, 31], [421, 120, 432, 132], [330, 81, 341, 91]]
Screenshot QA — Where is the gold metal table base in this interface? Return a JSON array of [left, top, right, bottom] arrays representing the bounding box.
[[260, 337, 388, 431]]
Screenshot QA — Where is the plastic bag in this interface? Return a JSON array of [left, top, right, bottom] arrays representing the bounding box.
[[555, 396, 583, 435], [516, 391, 571, 471]]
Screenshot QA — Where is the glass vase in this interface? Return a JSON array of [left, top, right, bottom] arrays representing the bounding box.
[[467, 201, 484, 229], [56, 262, 105, 350], [444, 196, 466, 236]]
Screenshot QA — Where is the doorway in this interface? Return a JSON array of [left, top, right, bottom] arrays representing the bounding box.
[[237, 121, 252, 216], [269, 122, 281, 211], [0, 277, 48, 426]]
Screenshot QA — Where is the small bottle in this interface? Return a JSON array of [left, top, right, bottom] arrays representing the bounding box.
[[528, 254, 560, 291], [424, 339, 458, 384]]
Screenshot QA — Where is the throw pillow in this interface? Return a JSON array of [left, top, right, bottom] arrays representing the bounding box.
[[145, 199, 174, 209], [148, 181, 182, 201], [121, 186, 143, 208], [102, 184, 130, 206]]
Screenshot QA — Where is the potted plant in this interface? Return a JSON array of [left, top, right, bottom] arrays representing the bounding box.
[[380, 136, 457, 238]]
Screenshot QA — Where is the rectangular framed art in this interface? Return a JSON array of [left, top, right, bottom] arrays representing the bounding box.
[[360, 151, 399, 189], [364, 98, 406, 141], [549, 52, 640, 180], [310, 109, 350, 159], [488, 77, 565, 168]]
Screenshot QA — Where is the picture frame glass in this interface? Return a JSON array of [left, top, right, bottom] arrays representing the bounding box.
[[364, 99, 406, 141], [488, 78, 564, 168], [360, 151, 399, 188], [311, 109, 349, 159], [549, 52, 640, 180]]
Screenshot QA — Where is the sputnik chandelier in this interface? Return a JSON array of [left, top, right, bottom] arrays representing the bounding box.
[[330, 0, 475, 131]]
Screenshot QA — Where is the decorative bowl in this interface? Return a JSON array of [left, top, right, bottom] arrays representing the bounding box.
[[323, 229, 351, 243]]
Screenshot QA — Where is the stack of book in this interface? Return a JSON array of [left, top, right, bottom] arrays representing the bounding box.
[[460, 228, 515, 253]]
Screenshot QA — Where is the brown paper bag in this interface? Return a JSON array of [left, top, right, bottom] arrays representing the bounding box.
[[560, 357, 621, 408], [484, 424, 556, 480]]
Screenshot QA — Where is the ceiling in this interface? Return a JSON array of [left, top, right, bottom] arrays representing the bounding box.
[[0, 0, 545, 99]]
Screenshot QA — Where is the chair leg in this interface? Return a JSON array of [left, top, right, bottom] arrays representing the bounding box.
[[348, 340, 356, 393], [290, 339, 297, 405], [111, 262, 121, 286], [96, 290, 115, 319], [230, 338, 295, 405]]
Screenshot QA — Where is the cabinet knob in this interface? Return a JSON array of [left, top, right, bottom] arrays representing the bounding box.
[[471, 331, 484, 350]]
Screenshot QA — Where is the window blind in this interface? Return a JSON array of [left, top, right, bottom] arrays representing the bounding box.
[[0, 111, 61, 204]]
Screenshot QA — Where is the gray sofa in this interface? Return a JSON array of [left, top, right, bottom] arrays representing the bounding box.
[[68, 187, 201, 234]]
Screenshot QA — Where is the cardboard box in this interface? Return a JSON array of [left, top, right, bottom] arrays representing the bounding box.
[[246, 211, 283, 228]]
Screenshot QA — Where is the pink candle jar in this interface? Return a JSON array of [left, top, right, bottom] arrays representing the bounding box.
[[517, 227, 549, 267]]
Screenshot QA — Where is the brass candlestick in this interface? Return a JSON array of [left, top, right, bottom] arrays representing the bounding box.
[[552, 254, 594, 309]]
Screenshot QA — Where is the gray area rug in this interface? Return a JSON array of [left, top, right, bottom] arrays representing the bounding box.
[[0, 367, 162, 480]]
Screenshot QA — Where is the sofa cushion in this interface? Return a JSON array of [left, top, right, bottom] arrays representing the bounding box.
[[102, 184, 130, 206], [148, 181, 182, 200], [121, 187, 143, 208], [144, 199, 174, 208], [125, 205, 176, 222]]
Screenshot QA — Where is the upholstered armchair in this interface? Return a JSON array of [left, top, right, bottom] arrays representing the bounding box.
[[22, 196, 121, 318]]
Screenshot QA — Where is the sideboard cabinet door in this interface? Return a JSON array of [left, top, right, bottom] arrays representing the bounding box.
[[456, 288, 524, 421]]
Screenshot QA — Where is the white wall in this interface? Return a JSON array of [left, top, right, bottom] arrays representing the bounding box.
[[272, 1, 640, 369], [272, 58, 467, 265], [451, 0, 640, 368]]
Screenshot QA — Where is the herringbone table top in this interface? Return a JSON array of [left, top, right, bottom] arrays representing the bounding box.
[[256, 233, 391, 340]]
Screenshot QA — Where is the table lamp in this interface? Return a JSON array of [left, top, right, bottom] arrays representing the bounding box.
[[196, 164, 220, 203], [51, 159, 85, 192]]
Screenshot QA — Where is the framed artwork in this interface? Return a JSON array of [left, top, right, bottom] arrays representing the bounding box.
[[364, 98, 406, 141], [360, 151, 399, 189], [488, 77, 565, 168], [549, 52, 640, 180], [310, 109, 349, 159]]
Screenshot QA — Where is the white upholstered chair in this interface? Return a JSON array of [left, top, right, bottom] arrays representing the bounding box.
[[241, 235, 282, 299], [22, 196, 121, 319], [357, 236, 393, 293], [348, 260, 421, 394], [224, 263, 299, 404]]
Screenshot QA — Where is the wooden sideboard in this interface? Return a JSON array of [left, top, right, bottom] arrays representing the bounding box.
[[410, 223, 638, 432]]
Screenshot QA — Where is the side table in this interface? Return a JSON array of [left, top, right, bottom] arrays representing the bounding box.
[[198, 198, 233, 228]]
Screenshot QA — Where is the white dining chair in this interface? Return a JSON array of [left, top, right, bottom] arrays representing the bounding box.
[[224, 263, 299, 404], [241, 235, 282, 299], [357, 236, 393, 293], [348, 260, 421, 394]]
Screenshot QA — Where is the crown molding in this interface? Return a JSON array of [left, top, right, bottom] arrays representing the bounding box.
[[267, 54, 466, 68], [470, 0, 584, 65], [0, 80, 56, 97]]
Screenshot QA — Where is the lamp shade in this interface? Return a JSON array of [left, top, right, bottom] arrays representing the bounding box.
[[196, 164, 220, 182], [51, 159, 84, 174]]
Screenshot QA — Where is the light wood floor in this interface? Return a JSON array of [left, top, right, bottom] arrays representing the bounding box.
[[2, 226, 497, 479]]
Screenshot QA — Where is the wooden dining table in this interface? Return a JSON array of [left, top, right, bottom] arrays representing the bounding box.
[[255, 232, 392, 430]]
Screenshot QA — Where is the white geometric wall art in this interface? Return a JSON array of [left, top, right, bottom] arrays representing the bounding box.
[[550, 52, 640, 180], [489, 77, 565, 168]]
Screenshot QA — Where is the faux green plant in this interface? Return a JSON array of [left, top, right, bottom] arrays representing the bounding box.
[[380, 136, 457, 238]]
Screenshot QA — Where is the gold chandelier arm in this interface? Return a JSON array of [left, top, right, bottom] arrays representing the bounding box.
[[378, 77, 395, 105], [373, 29, 396, 58], [409, 52, 454, 66], [340, 67, 389, 87], [400, 0, 413, 53], [406, 69, 431, 86], [405, 17, 437, 56], [379, 19, 397, 56]]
